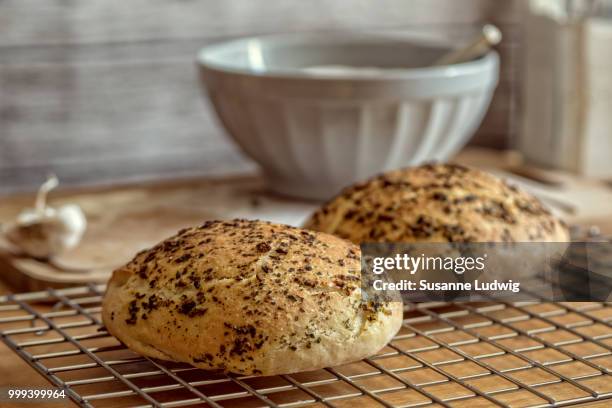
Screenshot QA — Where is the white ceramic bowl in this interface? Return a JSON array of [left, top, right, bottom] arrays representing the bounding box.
[[198, 33, 499, 200]]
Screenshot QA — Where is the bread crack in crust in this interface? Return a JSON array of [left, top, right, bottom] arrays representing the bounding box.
[[102, 219, 402, 375]]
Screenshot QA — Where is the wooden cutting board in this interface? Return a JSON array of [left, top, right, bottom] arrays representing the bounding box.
[[0, 175, 317, 291]]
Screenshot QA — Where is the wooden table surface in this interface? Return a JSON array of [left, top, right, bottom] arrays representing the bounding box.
[[1, 148, 611, 407]]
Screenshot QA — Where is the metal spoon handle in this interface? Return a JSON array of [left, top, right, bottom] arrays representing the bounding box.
[[434, 24, 502, 66]]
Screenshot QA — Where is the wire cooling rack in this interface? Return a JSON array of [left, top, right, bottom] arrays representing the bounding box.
[[0, 283, 611, 408]]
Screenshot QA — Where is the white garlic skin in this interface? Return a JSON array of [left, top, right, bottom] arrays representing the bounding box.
[[5, 204, 87, 259]]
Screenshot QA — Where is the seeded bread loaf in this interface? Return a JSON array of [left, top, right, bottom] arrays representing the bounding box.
[[304, 164, 569, 243], [102, 219, 402, 375]]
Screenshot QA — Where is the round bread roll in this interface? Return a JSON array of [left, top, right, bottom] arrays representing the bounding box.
[[102, 219, 402, 376], [304, 163, 569, 243]]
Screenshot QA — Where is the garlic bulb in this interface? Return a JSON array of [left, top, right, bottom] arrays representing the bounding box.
[[3, 175, 87, 259]]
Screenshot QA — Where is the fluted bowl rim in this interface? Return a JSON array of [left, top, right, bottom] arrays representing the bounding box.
[[197, 32, 499, 82]]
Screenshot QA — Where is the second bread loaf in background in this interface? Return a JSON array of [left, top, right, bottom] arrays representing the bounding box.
[[304, 163, 569, 243]]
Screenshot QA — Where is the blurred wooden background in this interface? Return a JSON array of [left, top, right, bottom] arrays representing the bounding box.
[[0, 0, 521, 194]]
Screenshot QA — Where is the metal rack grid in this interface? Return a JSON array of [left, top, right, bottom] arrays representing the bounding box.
[[1, 283, 611, 408]]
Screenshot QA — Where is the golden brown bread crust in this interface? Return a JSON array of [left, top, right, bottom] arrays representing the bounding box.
[[102, 219, 402, 375], [304, 164, 569, 243]]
